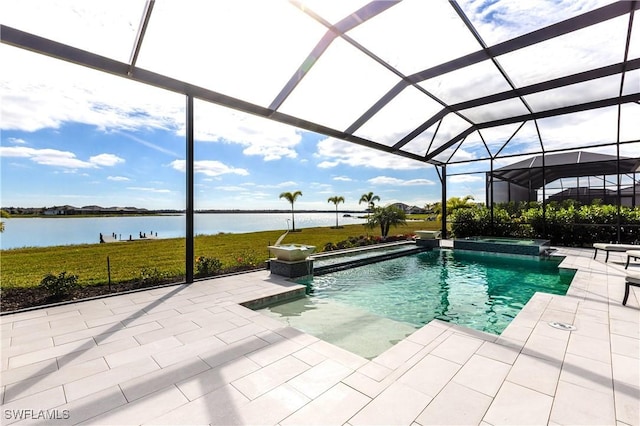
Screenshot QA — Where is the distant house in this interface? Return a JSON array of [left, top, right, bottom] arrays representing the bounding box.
[[406, 205, 427, 214], [388, 203, 427, 214], [43, 205, 77, 215], [41, 205, 151, 215]]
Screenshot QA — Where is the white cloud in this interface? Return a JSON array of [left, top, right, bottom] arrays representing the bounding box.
[[127, 187, 172, 193], [8, 137, 27, 144], [273, 181, 299, 188], [170, 160, 249, 177], [333, 176, 353, 182], [0, 146, 124, 169], [89, 153, 125, 167], [192, 102, 302, 161], [215, 186, 246, 191], [116, 132, 180, 157], [107, 176, 130, 182], [0, 46, 303, 162], [458, 0, 613, 46], [0, 46, 183, 133], [449, 175, 484, 183], [316, 138, 428, 170], [368, 176, 436, 186], [310, 182, 332, 189]]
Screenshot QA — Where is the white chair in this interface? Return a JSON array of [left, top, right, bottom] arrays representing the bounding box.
[[593, 243, 639, 262]]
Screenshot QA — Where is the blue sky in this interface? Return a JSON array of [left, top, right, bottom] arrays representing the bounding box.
[[0, 105, 454, 211], [2, 0, 635, 211]]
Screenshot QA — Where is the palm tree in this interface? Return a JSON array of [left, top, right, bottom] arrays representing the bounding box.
[[327, 196, 345, 228], [279, 190, 303, 231], [433, 195, 475, 222], [359, 192, 381, 213], [365, 205, 407, 238]]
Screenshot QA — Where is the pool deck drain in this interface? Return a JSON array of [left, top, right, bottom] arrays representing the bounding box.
[[0, 246, 638, 425]]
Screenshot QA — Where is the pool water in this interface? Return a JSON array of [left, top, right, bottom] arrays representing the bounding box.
[[260, 249, 575, 359]]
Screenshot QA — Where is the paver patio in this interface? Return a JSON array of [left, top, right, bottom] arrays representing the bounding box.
[[1, 246, 638, 425]]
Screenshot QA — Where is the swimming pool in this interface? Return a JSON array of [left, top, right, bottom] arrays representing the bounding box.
[[259, 249, 575, 359]]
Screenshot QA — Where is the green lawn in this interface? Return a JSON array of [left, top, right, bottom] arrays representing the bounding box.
[[1, 221, 440, 288]]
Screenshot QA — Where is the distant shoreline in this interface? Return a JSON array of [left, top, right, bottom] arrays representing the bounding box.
[[197, 209, 366, 214], [3, 209, 367, 218]]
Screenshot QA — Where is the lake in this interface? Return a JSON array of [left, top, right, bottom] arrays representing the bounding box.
[[0, 213, 367, 249]]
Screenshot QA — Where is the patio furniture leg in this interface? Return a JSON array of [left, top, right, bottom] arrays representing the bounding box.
[[623, 281, 631, 305], [623, 281, 640, 306], [626, 256, 631, 269], [605, 251, 610, 263], [593, 248, 598, 259]]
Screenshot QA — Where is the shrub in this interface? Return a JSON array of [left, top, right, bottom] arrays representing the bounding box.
[[451, 205, 518, 238], [452, 202, 640, 246], [323, 242, 338, 251], [195, 256, 223, 277], [235, 250, 262, 268], [139, 267, 170, 285], [40, 271, 79, 298]]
